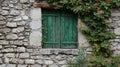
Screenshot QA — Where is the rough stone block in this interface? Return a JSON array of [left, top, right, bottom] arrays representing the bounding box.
[[30, 20, 41, 30], [61, 65, 67, 67], [2, 48, 14, 52], [6, 34, 18, 40], [0, 16, 5, 20], [1, 10, 9, 15], [25, 59, 35, 64], [31, 64, 41, 67], [0, 40, 9, 45], [0, 45, 2, 49], [36, 60, 44, 64], [18, 64, 27, 67], [16, 47, 25, 52], [0, 64, 6, 67], [0, 21, 6, 25], [12, 27, 25, 33], [30, 31, 42, 46], [114, 28, 120, 35], [30, 0, 35, 3], [3, 28, 11, 33], [0, 58, 3, 64], [13, 16, 22, 21], [10, 58, 18, 64], [4, 53, 15, 58], [20, 0, 29, 3], [22, 15, 29, 20], [30, 8, 41, 20], [6, 64, 16, 67], [10, 9, 20, 16], [18, 59, 24, 64], [49, 64, 58, 67], [17, 21, 26, 25], [13, 41, 23, 45], [6, 22, 17, 27], [58, 60, 67, 65], [3, 57, 9, 63], [19, 53, 29, 58], [44, 60, 53, 65]]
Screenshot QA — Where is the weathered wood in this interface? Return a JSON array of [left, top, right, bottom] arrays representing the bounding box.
[[33, 3, 62, 9]]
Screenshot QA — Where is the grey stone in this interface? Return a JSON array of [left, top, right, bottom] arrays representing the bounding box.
[[6, 34, 18, 40], [10, 58, 18, 64], [16, 47, 25, 52], [0, 58, 3, 64], [12, 27, 24, 33], [86, 48, 92, 52], [10, 0, 18, 4], [44, 60, 53, 65], [4, 53, 15, 58], [1, 1, 8, 7], [1, 10, 9, 15], [6, 22, 17, 27], [9, 4, 14, 7], [31, 64, 41, 67], [0, 54, 3, 57], [17, 21, 26, 25], [4, 57, 9, 63], [0, 45, 2, 49], [0, 33, 2, 36], [25, 59, 35, 64], [19, 53, 29, 58], [30, 20, 41, 30], [49, 64, 58, 67], [10, 9, 20, 16], [13, 17, 22, 21], [18, 64, 27, 67], [58, 60, 67, 65], [114, 28, 120, 35], [30, 0, 35, 3], [3, 28, 11, 33], [30, 8, 41, 20], [22, 15, 29, 20], [0, 40, 9, 45], [0, 16, 6, 20], [2, 7, 10, 10], [15, 4, 22, 9], [2, 48, 14, 52], [0, 64, 6, 67], [18, 36, 25, 39], [111, 12, 120, 17], [61, 65, 67, 67], [36, 60, 44, 64], [20, 0, 29, 3], [30, 31, 42, 47], [0, 21, 6, 25], [18, 59, 24, 64], [6, 64, 16, 67], [13, 41, 23, 45]]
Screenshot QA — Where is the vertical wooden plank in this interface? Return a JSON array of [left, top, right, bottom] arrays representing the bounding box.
[[61, 14, 78, 48]]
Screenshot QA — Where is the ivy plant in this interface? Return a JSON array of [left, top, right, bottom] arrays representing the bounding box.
[[38, 0, 120, 58]]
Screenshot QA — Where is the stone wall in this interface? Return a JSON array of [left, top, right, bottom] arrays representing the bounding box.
[[0, 0, 120, 67], [110, 9, 120, 56]]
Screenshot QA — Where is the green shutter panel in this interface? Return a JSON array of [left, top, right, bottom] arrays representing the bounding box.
[[60, 14, 78, 48], [42, 14, 60, 48]]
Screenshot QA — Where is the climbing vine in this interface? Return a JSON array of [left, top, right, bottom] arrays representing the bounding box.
[[39, 0, 120, 58]]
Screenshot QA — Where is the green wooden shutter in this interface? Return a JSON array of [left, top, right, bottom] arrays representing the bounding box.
[[61, 13, 78, 48], [42, 9, 78, 48], [42, 14, 60, 48]]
